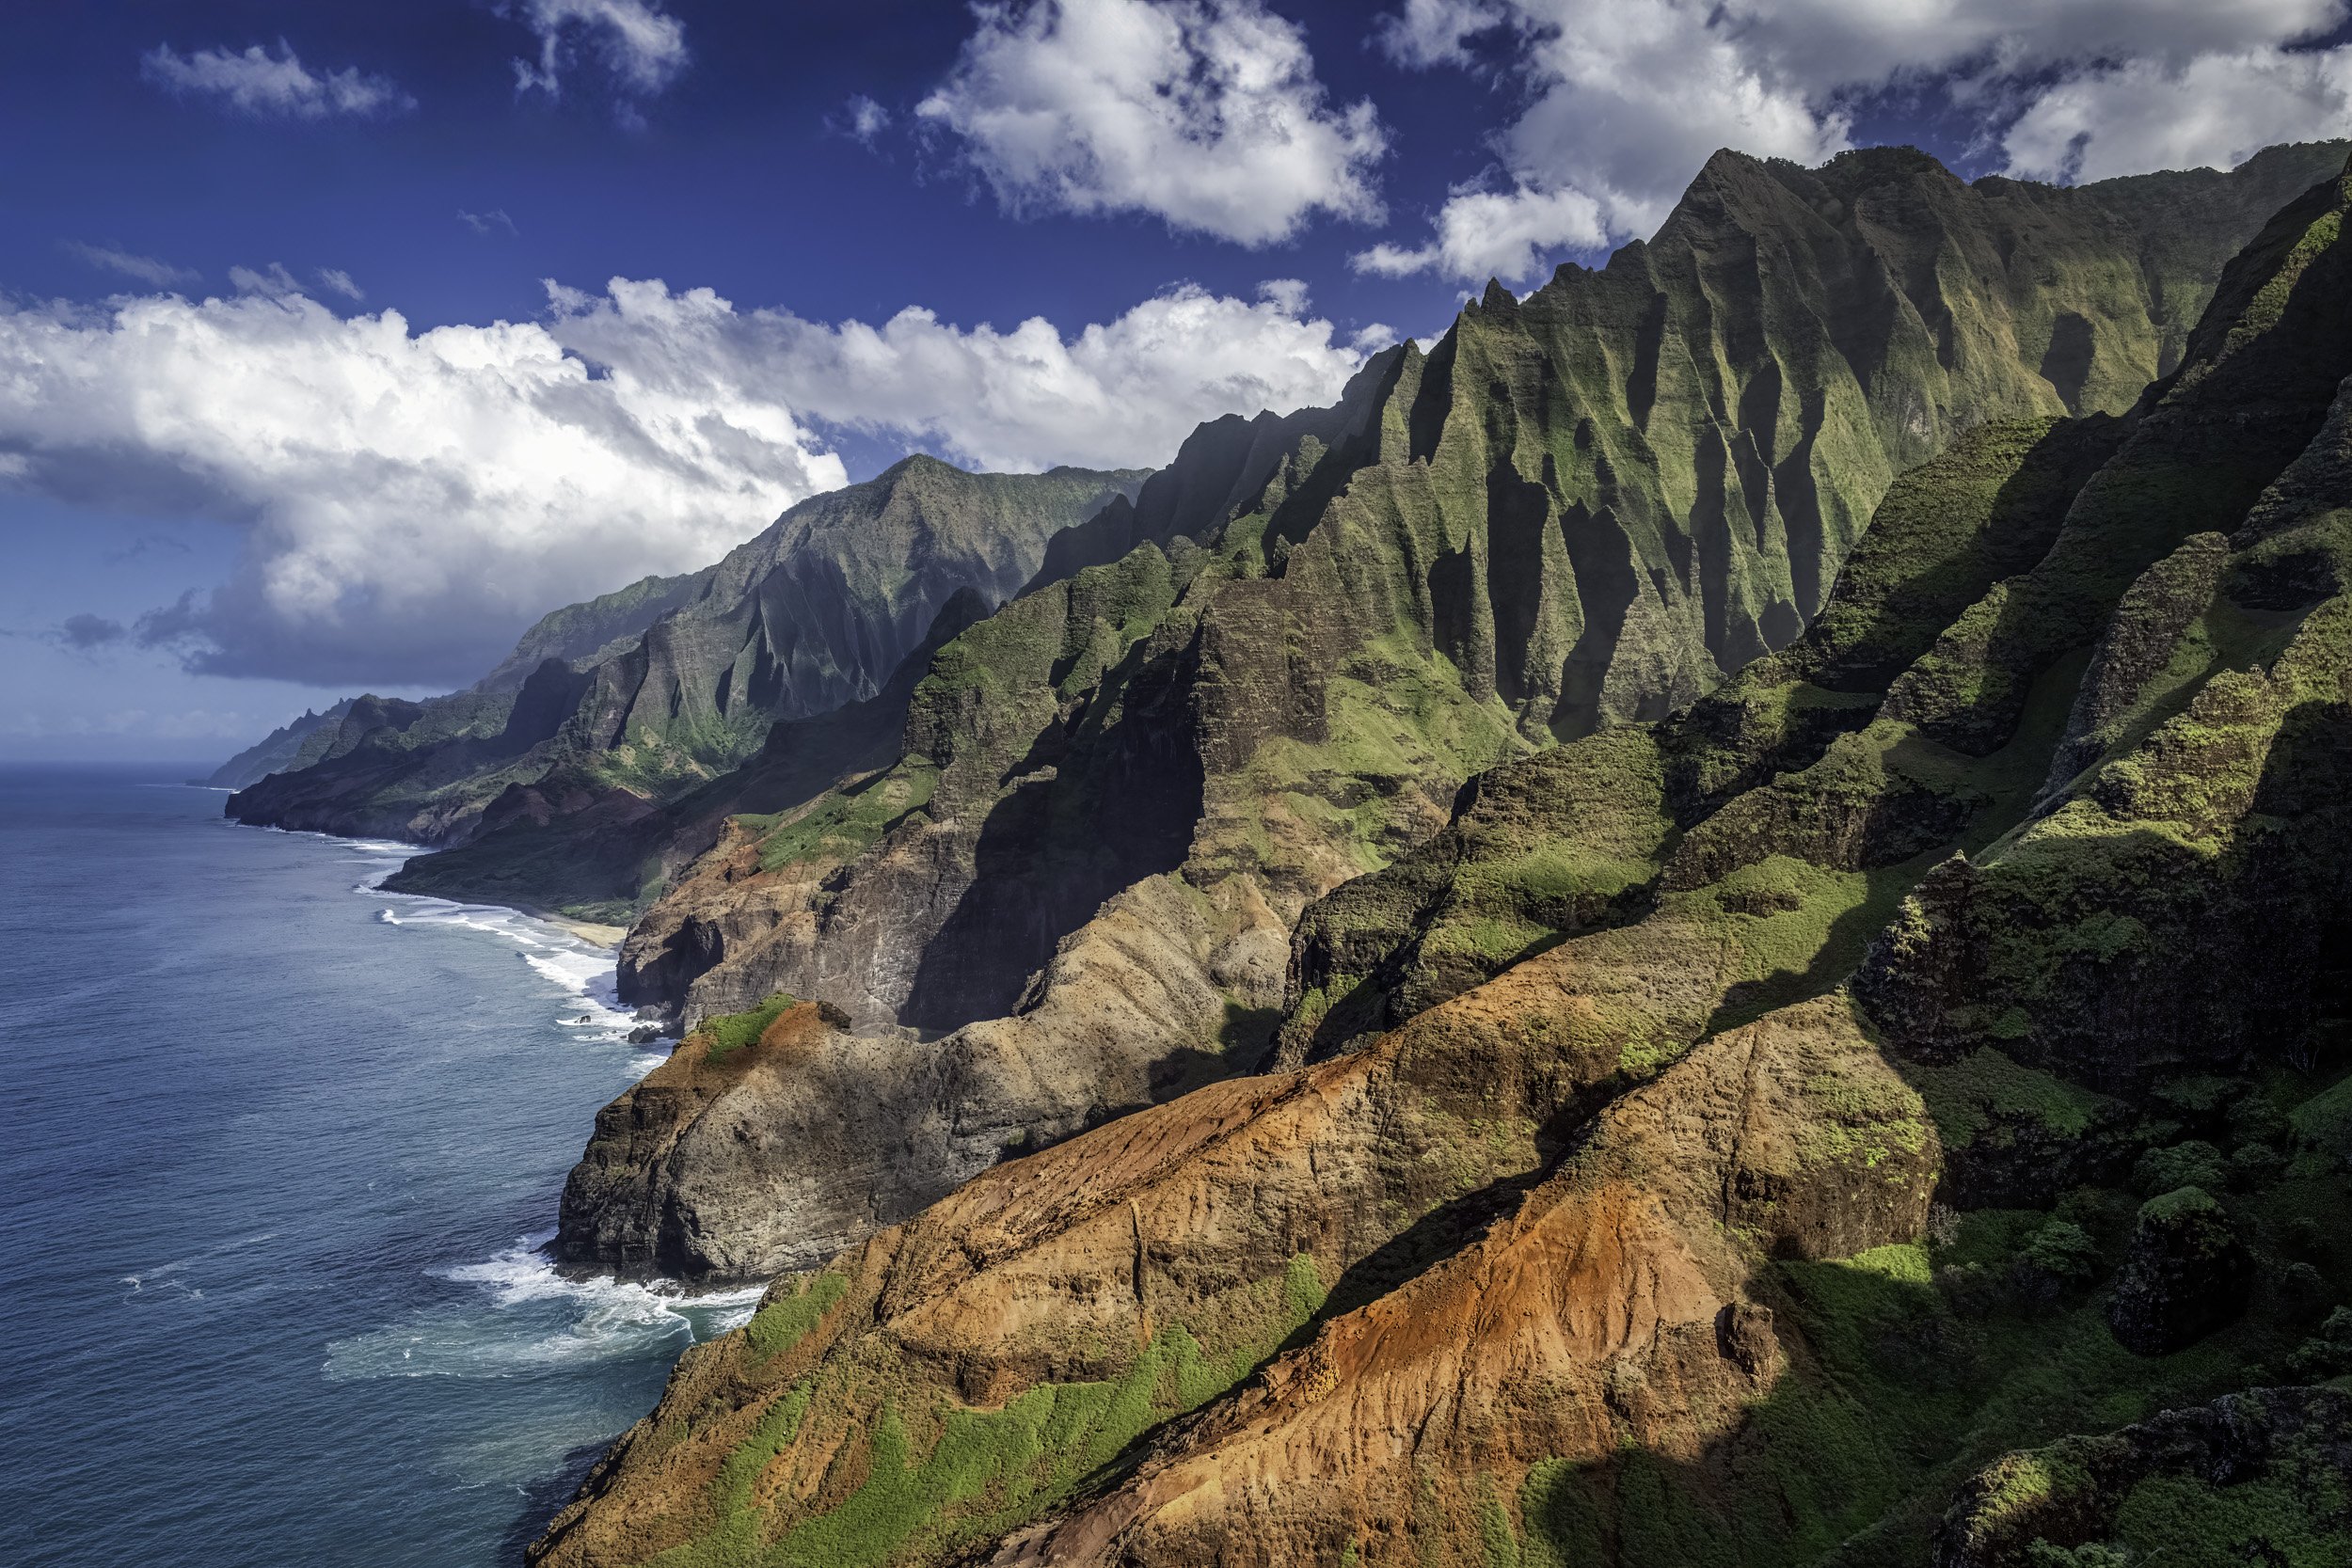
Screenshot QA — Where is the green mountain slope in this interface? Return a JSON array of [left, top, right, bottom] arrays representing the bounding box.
[[532, 149, 2352, 1568], [222, 459, 1146, 847], [571, 143, 2346, 1289]]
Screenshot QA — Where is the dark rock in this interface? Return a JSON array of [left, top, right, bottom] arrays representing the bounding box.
[[2106, 1185, 2250, 1354]]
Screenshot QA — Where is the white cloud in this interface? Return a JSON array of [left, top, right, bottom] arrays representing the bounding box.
[[545, 275, 1367, 475], [2002, 45, 2352, 183], [459, 208, 519, 237], [511, 0, 689, 101], [0, 287, 842, 686], [317, 268, 365, 302], [1374, 0, 1504, 69], [917, 0, 1386, 245], [1354, 183, 1606, 283], [230, 262, 302, 298], [141, 41, 414, 119], [0, 275, 1363, 686], [62, 243, 198, 290], [844, 94, 891, 143], [1360, 0, 2352, 284]]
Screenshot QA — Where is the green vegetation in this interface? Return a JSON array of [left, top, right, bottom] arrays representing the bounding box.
[[2112, 1465, 2352, 1568], [697, 995, 798, 1065], [746, 768, 938, 876], [646, 1383, 815, 1568], [1907, 1046, 2112, 1150], [539, 143, 2352, 1568], [653, 1257, 1334, 1568], [745, 1273, 850, 1362]]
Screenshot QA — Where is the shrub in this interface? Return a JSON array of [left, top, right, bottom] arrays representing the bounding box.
[[2131, 1141, 2230, 1196]]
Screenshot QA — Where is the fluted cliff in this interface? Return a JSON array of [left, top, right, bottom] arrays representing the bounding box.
[[534, 149, 2352, 1568]]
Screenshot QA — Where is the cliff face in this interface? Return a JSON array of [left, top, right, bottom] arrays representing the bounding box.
[[579, 143, 2344, 1286], [536, 151, 2352, 1568], [223, 459, 1146, 859]]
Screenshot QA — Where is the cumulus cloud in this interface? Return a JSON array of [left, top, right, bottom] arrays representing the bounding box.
[[547, 276, 1367, 475], [55, 614, 128, 651], [2002, 45, 2352, 183], [62, 243, 197, 290], [1362, 0, 2352, 284], [0, 287, 841, 686], [510, 0, 689, 101], [141, 41, 414, 119], [1354, 184, 1606, 283], [0, 276, 1364, 687], [917, 0, 1386, 245]]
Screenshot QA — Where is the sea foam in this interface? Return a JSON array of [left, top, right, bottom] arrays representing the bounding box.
[[323, 1234, 763, 1382]]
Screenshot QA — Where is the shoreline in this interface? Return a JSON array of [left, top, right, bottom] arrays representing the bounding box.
[[545, 916, 628, 951], [215, 808, 633, 952]]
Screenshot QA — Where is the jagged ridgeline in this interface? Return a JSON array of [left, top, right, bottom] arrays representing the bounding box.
[[626, 140, 2347, 1011], [223, 459, 1149, 847], [573, 143, 2347, 1287], [534, 150, 2352, 1568]]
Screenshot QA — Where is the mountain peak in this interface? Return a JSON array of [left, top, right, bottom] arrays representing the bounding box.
[[877, 451, 964, 482]]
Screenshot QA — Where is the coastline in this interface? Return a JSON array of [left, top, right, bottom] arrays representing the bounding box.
[[545, 917, 628, 951], [216, 802, 634, 952]]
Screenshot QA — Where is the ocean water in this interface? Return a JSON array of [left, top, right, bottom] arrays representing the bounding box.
[[0, 766, 754, 1566]]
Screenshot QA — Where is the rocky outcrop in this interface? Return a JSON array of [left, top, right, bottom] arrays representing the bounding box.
[[2106, 1185, 2251, 1354], [1940, 1387, 2352, 1568], [571, 148, 2344, 1291], [559, 873, 1279, 1279]]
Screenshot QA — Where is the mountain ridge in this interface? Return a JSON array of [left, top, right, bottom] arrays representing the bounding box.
[[550, 140, 2350, 1299], [221, 459, 1148, 849], [530, 146, 2352, 1568]]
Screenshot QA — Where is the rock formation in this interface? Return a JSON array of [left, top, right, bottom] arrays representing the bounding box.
[[566, 145, 2347, 1289], [529, 146, 2352, 1568]]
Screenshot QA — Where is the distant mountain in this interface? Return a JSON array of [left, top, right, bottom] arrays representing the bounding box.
[[222, 458, 1146, 848], [194, 699, 356, 789]]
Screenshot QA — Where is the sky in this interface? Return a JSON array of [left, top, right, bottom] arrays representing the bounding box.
[[6, 1, 2352, 762]]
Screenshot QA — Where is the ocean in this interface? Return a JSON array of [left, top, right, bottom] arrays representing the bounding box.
[[0, 765, 751, 1566]]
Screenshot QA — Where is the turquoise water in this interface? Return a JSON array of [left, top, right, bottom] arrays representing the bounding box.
[[0, 766, 749, 1566]]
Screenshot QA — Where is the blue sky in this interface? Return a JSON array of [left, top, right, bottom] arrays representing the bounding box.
[[6, 0, 2352, 761]]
